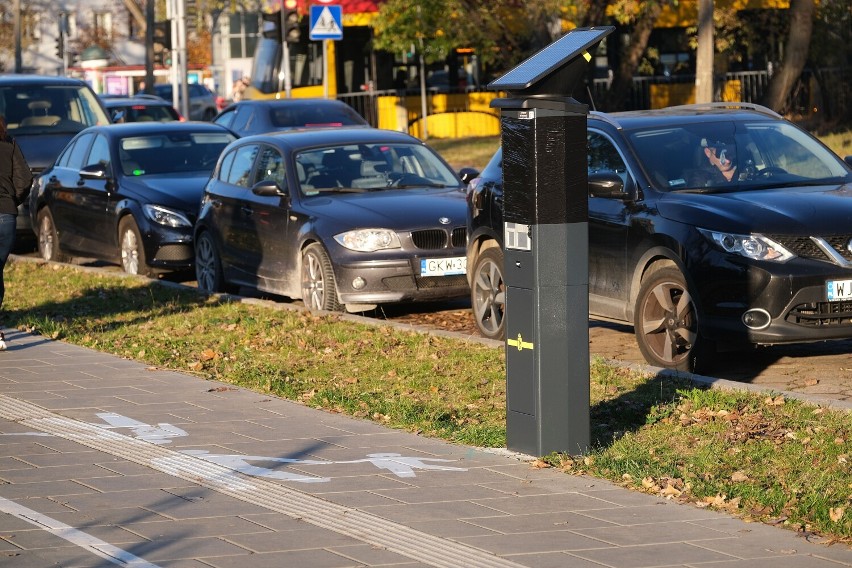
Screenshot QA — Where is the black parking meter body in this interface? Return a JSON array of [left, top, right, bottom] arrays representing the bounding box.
[[488, 27, 614, 457]]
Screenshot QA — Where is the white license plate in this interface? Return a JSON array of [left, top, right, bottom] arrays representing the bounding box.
[[420, 256, 466, 276], [826, 279, 852, 301]]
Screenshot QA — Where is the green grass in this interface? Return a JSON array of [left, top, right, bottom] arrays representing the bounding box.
[[3, 260, 850, 544]]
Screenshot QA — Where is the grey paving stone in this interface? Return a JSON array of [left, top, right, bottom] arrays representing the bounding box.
[[361, 500, 507, 523], [77, 472, 196, 493], [373, 484, 513, 504], [116, 536, 251, 562], [0, 480, 97, 500], [572, 541, 740, 567], [505, 551, 622, 568], [471, 491, 620, 516], [456, 529, 612, 555], [329, 543, 425, 566], [0, 463, 123, 484], [405, 519, 502, 538], [464, 510, 618, 533], [120, 516, 275, 540], [5, 451, 101, 468], [225, 527, 362, 552], [0, 548, 107, 567], [200, 548, 370, 568], [579, 503, 729, 525], [576, 520, 733, 546]]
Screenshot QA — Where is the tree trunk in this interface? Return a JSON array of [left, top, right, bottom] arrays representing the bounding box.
[[601, 2, 662, 111], [762, 0, 816, 113]]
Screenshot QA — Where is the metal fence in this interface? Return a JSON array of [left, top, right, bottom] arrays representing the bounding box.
[[338, 67, 850, 133]]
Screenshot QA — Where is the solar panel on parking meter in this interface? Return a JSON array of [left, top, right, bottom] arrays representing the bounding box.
[[488, 26, 614, 457]]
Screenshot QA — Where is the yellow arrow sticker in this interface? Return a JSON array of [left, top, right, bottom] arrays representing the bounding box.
[[507, 333, 534, 351]]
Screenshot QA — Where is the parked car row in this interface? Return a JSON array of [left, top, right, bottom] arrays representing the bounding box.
[[465, 102, 852, 372], [25, 86, 471, 314]]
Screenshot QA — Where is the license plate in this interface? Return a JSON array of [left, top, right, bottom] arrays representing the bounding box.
[[420, 256, 466, 276], [826, 279, 852, 301]]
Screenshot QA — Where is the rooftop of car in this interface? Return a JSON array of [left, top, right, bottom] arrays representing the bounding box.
[[591, 102, 782, 130], [86, 122, 231, 136], [100, 96, 172, 105], [0, 74, 90, 86], [233, 127, 420, 149]]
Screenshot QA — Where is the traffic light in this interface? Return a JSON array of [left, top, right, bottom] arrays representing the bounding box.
[[55, 34, 64, 58], [261, 10, 282, 42], [284, 10, 300, 43], [153, 21, 172, 51]]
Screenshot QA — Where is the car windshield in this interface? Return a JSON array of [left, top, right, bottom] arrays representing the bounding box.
[[627, 120, 851, 192], [295, 142, 461, 195], [119, 131, 234, 175], [270, 104, 365, 128], [0, 85, 110, 135]]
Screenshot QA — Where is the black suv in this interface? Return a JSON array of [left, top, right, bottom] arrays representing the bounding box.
[[0, 74, 111, 237], [466, 103, 852, 372]]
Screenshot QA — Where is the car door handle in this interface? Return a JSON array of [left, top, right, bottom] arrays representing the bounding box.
[[240, 205, 253, 215]]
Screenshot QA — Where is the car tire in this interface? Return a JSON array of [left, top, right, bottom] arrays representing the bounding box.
[[36, 209, 67, 263], [118, 217, 152, 276], [634, 266, 712, 372], [471, 245, 506, 340], [195, 231, 232, 294], [301, 243, 342, 312]]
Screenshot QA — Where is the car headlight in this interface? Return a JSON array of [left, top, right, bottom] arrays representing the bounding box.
[[142, 204, 192, 228], [697, 228, 794, 262], [334, 229, 401, 252]]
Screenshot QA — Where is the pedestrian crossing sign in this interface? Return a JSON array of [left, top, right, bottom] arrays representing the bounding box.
[[310, 5, 343, 40]]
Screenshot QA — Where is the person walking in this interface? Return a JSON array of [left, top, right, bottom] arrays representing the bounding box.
[[0, 116, 33, 350]]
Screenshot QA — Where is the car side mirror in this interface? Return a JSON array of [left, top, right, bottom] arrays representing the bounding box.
[[589, 172, 627, 199], [251, 179, 289, 200], [844, 155, 852, 168], [458, 167, 480, 184], [79, 164, 110, 180]]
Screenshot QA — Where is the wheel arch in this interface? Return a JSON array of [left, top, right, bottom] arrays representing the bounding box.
[[627, 245, 704, 325]]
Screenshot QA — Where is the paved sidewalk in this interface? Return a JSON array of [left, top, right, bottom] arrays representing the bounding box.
[[0, 327, 849, 568]]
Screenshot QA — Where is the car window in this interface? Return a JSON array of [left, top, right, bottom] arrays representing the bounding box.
[[218, 148, 237, 181], [269, 103, 366, 128], [225, 144, 259, 187], [66, 132, 95, 170], [254, 146, 286, 187], [118, 131, 234, 176], [296, 142, 460, 194], [588, 131, 629, 187], [230, 105, 254, 133], [86, 134, 111, 170], [213, 108, 236, 129], [0, 85, 109, 135]]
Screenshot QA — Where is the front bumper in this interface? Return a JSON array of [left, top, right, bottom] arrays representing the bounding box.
[[696, 254, 852, 345], [333, 257, 469, 304]]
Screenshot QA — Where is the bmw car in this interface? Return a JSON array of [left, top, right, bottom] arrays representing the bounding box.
[[194, 128, 469, 312], [212, 98, 369, 138], [466, 103, 852, 371], [29, 122, 234, 276]]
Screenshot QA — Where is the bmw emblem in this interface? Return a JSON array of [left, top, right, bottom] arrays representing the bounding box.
[[438, 217, 451, 225]]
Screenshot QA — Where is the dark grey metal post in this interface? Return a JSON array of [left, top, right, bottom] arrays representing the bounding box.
[[488, 27, 614, 457]]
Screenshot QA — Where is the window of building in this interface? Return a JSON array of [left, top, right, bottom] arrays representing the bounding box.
[[228, 11, 259, 59]]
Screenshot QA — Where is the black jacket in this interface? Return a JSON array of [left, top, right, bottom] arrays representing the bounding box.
[[0, 137, 33, 216]]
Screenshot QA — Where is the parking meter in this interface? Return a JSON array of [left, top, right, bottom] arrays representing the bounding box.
[[488, 27, 614, 456]]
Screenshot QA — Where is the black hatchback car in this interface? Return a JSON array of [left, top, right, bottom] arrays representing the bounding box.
[[29, 122, 234, 275], [212, 98, 369, 138], [466, 103, 852, 372], [194, 128, 469, 312]]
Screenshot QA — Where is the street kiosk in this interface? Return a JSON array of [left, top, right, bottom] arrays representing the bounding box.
[[488, 27, 614, 456]]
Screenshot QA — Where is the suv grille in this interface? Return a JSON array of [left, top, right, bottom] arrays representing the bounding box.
[[786, 300, 852, 327], [769, 234, 852, 264]]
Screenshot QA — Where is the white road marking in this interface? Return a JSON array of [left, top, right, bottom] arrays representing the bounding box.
[[0, 497, 162, 567]]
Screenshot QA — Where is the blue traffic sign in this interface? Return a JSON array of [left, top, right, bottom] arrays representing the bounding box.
[[309, 5, 343, 41]]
